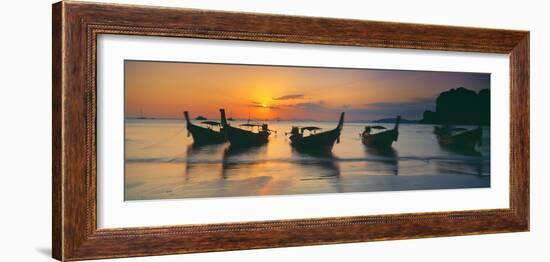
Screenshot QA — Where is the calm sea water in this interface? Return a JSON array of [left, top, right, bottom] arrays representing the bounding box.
[[125, 119, 490, 200]]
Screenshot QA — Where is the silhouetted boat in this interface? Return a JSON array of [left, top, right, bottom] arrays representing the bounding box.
[[136, 109, 148, 119], [361, 116, 400, 148], [435, 125, 482, 152], [288, 112, 345, 153], [220, 109, 273, 147], [184, 111, 225, 145], [434, 125, 467, 135]]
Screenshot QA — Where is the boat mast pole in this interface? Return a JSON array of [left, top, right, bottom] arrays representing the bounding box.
[[220, 109, 228, 127], [394, 115, 401, 130], [336, 112, 345, 143], [337, 112, 345, 130], [183, 111, 191, 124]]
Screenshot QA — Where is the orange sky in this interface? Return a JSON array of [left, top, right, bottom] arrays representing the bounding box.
[[125, 60, 490, 121]]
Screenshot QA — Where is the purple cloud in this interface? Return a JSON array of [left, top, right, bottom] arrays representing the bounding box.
[[273, 94, 305, 100]]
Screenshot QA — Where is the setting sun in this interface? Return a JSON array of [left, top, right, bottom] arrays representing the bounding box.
[[125, 60, 490, 121]]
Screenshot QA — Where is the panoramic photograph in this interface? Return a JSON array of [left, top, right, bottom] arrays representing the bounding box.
[[124, 60, 491, 201]]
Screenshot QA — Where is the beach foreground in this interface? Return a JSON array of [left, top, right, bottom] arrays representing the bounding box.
[[125, 119, 490, 200]]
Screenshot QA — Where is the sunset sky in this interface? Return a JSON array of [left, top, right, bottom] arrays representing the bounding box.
[[125, 60, 490, 121]]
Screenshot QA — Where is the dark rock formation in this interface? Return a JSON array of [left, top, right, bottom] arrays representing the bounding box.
[[420, 87, 490, 125]]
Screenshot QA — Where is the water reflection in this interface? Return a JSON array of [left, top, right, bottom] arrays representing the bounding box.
[[221, 145, 268, 179], [291, 149, 342, 193], [292, 150, 340, 177], [184, 143, 224, 181], [435, 158, 486, 176], [125, 119, 491, 200], [364, 147, 399, 176], [438, 143, 482, 156]]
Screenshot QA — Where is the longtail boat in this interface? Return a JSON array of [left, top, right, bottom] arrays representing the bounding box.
[[434, 125, 467, 135], [184, 111, 225, 145], [435, 125, 482, 152], [220, 109, 272, 147], [288, 112, 345, 153], [361, 116, 400, 148]]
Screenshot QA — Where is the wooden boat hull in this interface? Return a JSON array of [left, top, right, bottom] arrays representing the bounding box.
[[437, 127, 482, 152], [289, 112, 345, 153], [361, 116, 400, 148], [290, 129, 341, 153], [220, 109, 270, 147], [186, 123, 225, 145], [224, 126, 269, 147], [184, 111, 225, 145], [362, 129, 398, 148]]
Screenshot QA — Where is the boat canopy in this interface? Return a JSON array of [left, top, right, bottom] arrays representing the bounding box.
[[367, 125, 387, 130], [201, 121, 221, 126], [240, 123, 263, 127], [301, 126, 322, 132]]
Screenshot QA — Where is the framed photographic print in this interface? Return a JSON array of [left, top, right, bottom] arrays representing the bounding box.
[[52, 1, 529, 261]]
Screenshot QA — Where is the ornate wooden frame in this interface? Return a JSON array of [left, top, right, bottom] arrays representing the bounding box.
[[52, 1, 529, 261]]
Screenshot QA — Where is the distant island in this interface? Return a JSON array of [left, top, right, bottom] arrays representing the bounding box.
[[372, 117, 419, 124], [195, 116, 207, 120], [420, 87, 490, 125]]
